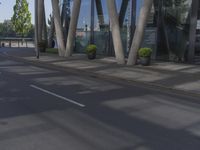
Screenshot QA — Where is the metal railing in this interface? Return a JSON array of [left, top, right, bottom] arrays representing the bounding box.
[[0, 37, 34, 48]]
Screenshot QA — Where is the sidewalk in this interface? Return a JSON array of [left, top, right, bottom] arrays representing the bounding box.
[[4, 48, 200, 97]]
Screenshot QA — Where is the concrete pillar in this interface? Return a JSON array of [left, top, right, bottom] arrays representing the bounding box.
[[107, 0, 125, 64], [127, 0, 153, 65], [34, 0, 39, 58], [52, 0, 66, 56], [38, 0, 44, 43], [119, 0, 129, 28], [95, 0, 105, 27], [188, 0, 199, 63], [48, 14, 55, 48], [65, 0, 81, 57]]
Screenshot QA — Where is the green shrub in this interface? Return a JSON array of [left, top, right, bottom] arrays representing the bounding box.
[[46, 48, 58, 54], [138, 48, 152, 57], [85, 44, 97, 54]]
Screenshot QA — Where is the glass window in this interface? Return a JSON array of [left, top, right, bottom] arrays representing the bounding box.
[[75, 1, 91, 53], [156, 0, 192, 61]]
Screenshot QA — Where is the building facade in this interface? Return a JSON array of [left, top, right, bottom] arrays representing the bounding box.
[[67, 0, 199, 63]]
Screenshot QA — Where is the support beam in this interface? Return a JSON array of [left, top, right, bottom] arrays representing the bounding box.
[[61, 0, 67, 26], [130, 0, 137, 48], [47, 13, 55, 48], [95, 0, 105, 27], [127, 0, 153, 65], [52, 0, 66, 56], [107, 0, 125, 64], [119, 0, 129, 28], [61, 0, 71, 39], [65, 0, 81, 57], [188, 0, 199, 63], [42, 6, 47, 44], [34, 0, 39, 58], [38, 0, 44, 42], [90, 0, 95, 44]]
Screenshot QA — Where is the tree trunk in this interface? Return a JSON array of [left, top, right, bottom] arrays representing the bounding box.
[[65, 0, 81, 57], [51, 0, 66, 56], [127, 0, 153, 65], [34, 0, 39, 58], [38, 0, 44, 43], [107, 0, 125, 64]]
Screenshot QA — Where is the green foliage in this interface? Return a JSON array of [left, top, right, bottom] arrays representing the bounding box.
[[11, 0, 32, 37], [85, 44, 97, 54], [0, 20, 16, 37], [138, 48, 152, 57], [26, 24, 34, 38], [164, 0, 189, 25], [46, 48, 58, 54]]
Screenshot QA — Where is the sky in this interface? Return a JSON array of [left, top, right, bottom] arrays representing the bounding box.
[[0, 0, 141, 25], [0, 0, 52, 23]]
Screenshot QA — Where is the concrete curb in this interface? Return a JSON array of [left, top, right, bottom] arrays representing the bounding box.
[[3, 52, 200, 100]]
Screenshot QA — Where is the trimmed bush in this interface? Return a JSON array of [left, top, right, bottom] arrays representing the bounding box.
[[138, 47, 152, 57], [85, 44, 97, 54]]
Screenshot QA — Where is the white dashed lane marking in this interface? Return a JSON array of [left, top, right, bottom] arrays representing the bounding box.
[[30, 84, 85, 108]]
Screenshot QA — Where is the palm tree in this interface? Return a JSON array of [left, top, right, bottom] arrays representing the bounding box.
[[127, 0, 153, 65], [107, 0, 125, 64], [65, 0, 81, 57], [51, 0, 66, 56]]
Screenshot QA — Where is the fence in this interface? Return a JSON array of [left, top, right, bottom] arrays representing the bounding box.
[[0, 38, 34, 48]]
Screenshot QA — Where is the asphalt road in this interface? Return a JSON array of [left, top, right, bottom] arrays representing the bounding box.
[[1, 48, 200, 150]]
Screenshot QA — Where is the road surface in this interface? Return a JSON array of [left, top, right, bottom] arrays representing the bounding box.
[[0, 48, 200, 150]]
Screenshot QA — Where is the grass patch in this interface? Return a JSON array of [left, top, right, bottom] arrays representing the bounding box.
[[46, 48, 58, 54]]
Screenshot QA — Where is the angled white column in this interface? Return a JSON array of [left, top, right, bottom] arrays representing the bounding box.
[[51, 0, 66, 56], [34, 0, 39, 58], [107, 0, 125, 64], [95, 0, 105, 26], [38, 0, 44, 43], [65, 0, 81, 57], [48, 14, 55, 48], [127, 0, 153, 65]]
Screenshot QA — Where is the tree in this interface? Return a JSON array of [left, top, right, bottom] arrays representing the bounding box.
[[165, 0, 189, 25], [11, 0, 32, 38], [127, 0, 153, 65], [0, 20, 16, 37]]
